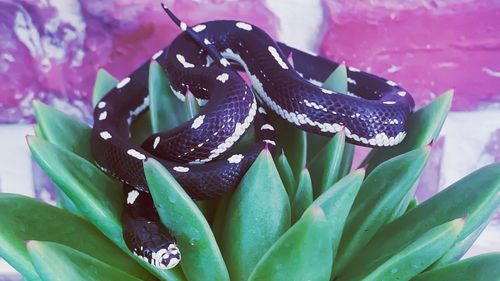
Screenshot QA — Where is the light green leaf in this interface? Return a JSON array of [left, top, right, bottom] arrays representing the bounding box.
[[148, 61, 186, 133], [27, 136, 185, 281], [341, 163, 500, 280], [0, 194, 154, 281], [306, 169, 364, 262], [362, 90, 453, 172], [183, 91, 200, 119], [308, 130, 346, 197], [411, 253, 500, 281], [248, 206, 333, 281], [323, 63, 348, 94], [28, 241, 142, 281], [275, 152, 297, 199], [291, 168, 313, 223], [339, 143, 354, 177], [144, 159, 230, 281], [92, 69, 118, 107], [33, 101, 92, 161], [337, 219, 463, 281], [223, 149, 290, 281], [335, 146, 431, 275]]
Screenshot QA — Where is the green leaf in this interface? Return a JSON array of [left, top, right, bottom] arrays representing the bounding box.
[[322, 62, 348, 94], [211, 193, 232, 244], [0, 194, 154, 281], [306, 169, 364, 262], [361, 90, 452, 172], [337, 219, 463, 281], [144, 159, 230, 281], [308, 130, 346, 197], [342, 162, 500, 280], [33, 125, 44, 138], [405, 198, 418, 213], [223, 149, 290, 281], [148, 61, 186, 133], [130, 111, 153, 145], [275, 152, 297, 199], [411, 253, 500, 281], [27, 136, 185, 281], [183, 91, 200, 119], [270, 113, 307, 180], [248, 206, 333, 281], [33, 101, 92, 161], [291, 168, 313, 223], [335, 146, 431, 275], [339, 143, 354, 177], [28, 241, 142, 281], [92, 69, 118, 107]]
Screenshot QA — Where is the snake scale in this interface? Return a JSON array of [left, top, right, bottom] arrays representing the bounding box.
[[91, 4, 414, 270]]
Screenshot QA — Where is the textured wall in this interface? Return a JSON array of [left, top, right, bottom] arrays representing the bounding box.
[[0, 0, 499, 276]]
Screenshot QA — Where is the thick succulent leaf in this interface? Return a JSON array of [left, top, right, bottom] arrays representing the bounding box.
[[405, 198, 418, 213], [308, 130, 346, 197], [183, 91, 200, 119], [222, 149, 290, 281], [33, 101, 92, 161], [248, 206, 333, 281], [130, 111, 153, 145], [339, 143, 354, 177], [33, 124, 44, 138], [291, 168, 313, 223], [28, 241, 142, 281], [306, 63, 348, 160], [337, 219, 463, 281], [335, 146, 430, 274], [362, 90, 453, 172], [306, 169, 364, 262], [144, 159, 230, 281], [322, 62, 348, 94], [411, 253, 500, 281], [92, 68, 118, 107], [342, 162, 500, 279], [149, 61, 186, 133], [0, 194, 154, 281], [270, 113, 307, 180], [27, 137, 185, 281], [275, 152, 297, 199], [211, 192, 232, 244]]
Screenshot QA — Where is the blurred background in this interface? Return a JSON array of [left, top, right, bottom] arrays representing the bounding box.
[[0, 0, 499, 278]]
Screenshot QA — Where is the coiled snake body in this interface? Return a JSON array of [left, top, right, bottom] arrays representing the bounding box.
[[91, 6, 414, 270]]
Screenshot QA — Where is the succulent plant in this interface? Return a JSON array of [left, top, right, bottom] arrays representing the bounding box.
[[0, 61, 499, 281]]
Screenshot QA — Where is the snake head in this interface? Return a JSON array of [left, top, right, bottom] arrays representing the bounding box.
[[150, 243, 182, 269]]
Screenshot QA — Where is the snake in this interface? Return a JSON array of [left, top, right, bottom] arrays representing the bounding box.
[[90, 4, 414, 270]]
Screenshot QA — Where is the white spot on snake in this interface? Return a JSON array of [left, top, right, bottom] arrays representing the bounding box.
[[383, 101, 396, 105], [204, 38, 211, 45], [97, 101, 106, 109], [220, 58, 230, 67], [127, 190, 139, 204], [166, 257, 180, 270], [268, 46, 288, 69], [180, 22, 187, 31], [398, 91, 407, 96], [216, 73, 229, 83], [321, 88, 333, 94], [386, 80, 397, 86], [100, 131, 112, 140], [228, 154, 244, 164], [348, 66, 360, 72], [258, 107, 267, 114], [191, 115, 205, 129], [98, 111, 107, 120], [236, 22, 252, 31], [176, 54, 195, 68], [152, 50, 164, 60], [263, 139, 276, 146], [170, 85, 186, 102], [260, 124, 274, 131], [127, 149, 146, 160], [173, 166, 189, 173], [153, 136, 160, 149], [192, 24, 206, 32], [347, 77, 357, 85], [117, 77, 131, 89]]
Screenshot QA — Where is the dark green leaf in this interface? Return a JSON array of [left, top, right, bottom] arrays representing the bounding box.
[[291, 168, 313, 223], [275, 152, 297, 199], [183, 91, 200, 120]]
